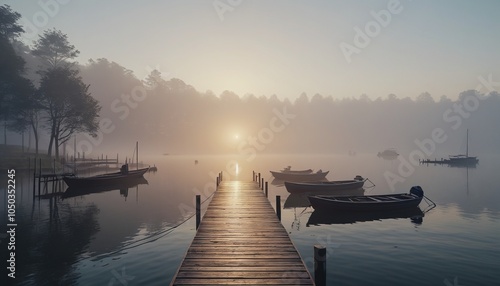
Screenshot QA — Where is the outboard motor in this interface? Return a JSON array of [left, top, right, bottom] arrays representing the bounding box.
[[410, 186, 424, 197], [120, 164, 129, 174], [354, 175, 364, 181]]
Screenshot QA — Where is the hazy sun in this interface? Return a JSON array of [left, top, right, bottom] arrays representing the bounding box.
[[234, 134, 240, 140]]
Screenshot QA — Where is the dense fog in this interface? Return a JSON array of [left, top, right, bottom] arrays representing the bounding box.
[[76, 59, 500, 157], [7, 56, 500, 158]]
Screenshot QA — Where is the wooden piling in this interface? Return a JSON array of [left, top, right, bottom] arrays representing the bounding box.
[[314, 245, 327, 286], [265, 181, 268, 198], [196, 195, 201, 230], [276, 195, 281, 221]]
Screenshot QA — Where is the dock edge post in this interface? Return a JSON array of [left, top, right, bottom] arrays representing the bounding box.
[[276, 195, 281, 221], [314, 244, 327, 286], [196, 195, 201, 230], [265, 182, 268, 198]]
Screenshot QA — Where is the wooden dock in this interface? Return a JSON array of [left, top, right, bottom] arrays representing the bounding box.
[[171, 180, 314, 285]]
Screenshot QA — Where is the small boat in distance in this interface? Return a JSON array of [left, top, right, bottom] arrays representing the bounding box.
[[270, 169, 329, 181], [377, 148, 399, 157], [284, 175, 366, 193], [63, 164, 149, 188], [308, 186, 424, 211], [447, 129, 478, 166]]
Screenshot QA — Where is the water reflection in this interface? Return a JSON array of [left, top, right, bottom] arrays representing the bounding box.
[[306, 207, 424, 226]]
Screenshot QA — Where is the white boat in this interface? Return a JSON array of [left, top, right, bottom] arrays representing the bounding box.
[[284, 176, 366, 193], [270, 169, 329, 181]]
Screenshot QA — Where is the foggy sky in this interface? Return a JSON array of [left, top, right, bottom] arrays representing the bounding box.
[[7, 0, 500, 101]]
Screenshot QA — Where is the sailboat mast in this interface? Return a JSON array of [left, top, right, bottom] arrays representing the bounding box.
[[466, 129, 469, 157]]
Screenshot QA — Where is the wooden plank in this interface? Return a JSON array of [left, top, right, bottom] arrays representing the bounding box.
[[170, 180, 313, 286]]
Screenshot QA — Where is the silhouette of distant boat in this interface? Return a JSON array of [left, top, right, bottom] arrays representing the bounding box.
[[377, 148, 399, 157], [447, 129, 478, 166]]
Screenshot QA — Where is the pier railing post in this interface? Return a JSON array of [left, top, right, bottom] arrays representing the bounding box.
[[276, 195, 281, 221], [258, 173, 261, 188], [314, 245, 327, 286], [265, 182, 268, 198], [196, 195, 201, 230], [261, 178, 264, 190]]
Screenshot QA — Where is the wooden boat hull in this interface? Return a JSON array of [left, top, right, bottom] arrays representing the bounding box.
[[307, 207, 424, 225], [284, 177, 365, 193], [62, 177, 148, 198], [308, 187, 424, 212], [63, 167, 149, 188], [284, 188, 365, 209], [270, 170, 329, 181]]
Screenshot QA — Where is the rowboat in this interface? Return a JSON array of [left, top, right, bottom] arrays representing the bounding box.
[[280, 166, 313, 174], [284, 188, 365, 209], [62, 177, 148, 199], [63, 165, 149, 188], [308, 186, 424, 211], [306, 207, 424, 225], [270, 169, 329, 181], [284, 175, 366, 193]]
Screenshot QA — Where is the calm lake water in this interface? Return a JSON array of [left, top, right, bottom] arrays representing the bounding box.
[[1, 153, 499, 285]]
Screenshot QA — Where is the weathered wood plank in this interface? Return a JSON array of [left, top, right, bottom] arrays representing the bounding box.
[[170, 180, 313, 286]]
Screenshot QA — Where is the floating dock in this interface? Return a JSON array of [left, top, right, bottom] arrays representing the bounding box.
[[170, 180, 314, 285]]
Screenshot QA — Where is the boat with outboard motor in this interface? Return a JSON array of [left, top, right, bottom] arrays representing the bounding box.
[[308, 186, 425, 211]]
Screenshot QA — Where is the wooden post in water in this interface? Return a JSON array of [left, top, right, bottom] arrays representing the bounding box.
[[253, 171, 255, 181], [261, 178, 264, 190], [258, 173, 261, 188], [216, 176, 219, 187], [136, 141, 139, 170], [276, 195, 281, 221], [265, 182, 268, 198], [32, 157, 36, 199], [196, 195, 201, 230], [314, 245, 327, 286], [38, 158, 41, 198]]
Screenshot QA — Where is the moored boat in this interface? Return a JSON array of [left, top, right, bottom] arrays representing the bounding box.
[[62, 177, 149, 199], [270, 169, 329, 181], [284, 175, 366, 193], [63, 165, 149, 188], [307, 207, 424, 226], [280, 166, 313, 174], [308, 186, 424, 211]]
